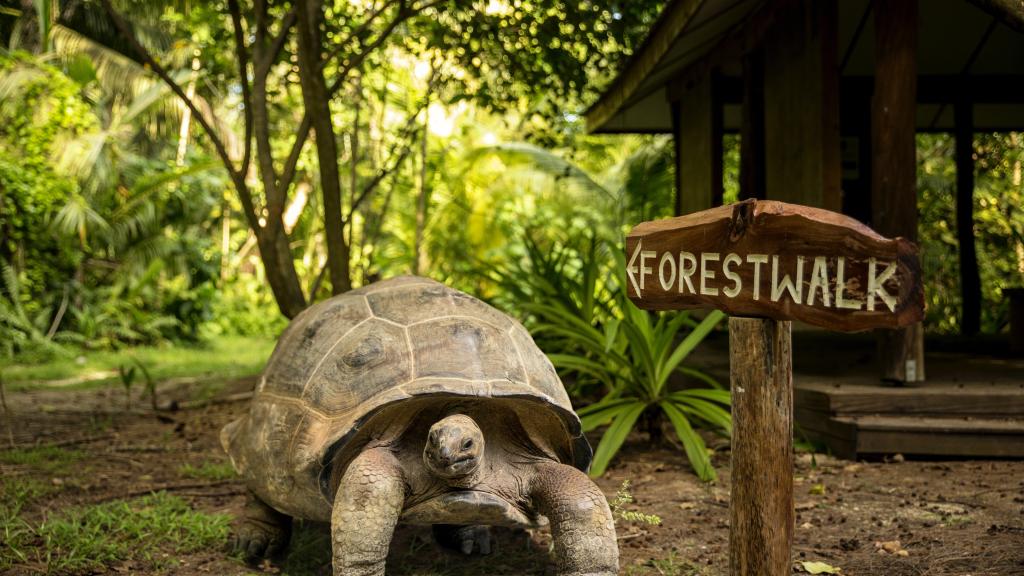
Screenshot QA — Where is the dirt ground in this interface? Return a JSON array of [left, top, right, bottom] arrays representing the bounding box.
[[2, 378, 1023, 576]]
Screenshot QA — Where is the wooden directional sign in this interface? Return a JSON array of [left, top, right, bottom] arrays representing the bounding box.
[[625, 199, 924, 332]]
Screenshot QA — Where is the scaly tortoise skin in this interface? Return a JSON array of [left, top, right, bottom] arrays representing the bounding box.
[[221, 276, 618, 576]]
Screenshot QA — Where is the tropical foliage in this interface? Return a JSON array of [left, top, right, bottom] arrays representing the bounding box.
[[458, 145, 729, 480], [918, 133, 1024, 334], [2, 1, 1023, 488]]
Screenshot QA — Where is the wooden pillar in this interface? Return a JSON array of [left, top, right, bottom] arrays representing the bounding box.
[[955, 99, 981, 336], [761, 0, 841, 210], [672, 99, 684, 216], [840, 83, 874, 225], [676, 73, 717, 215], [872, 0, 925, 383], [729, 317, 794, 576], [711, 70, 725, 207], [740, 48, 766, 201]]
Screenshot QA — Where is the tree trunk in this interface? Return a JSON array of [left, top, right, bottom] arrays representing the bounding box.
[[255, 224, 307, 319], [296, 0, 351, 295], [228, 171, 306, 318], [176, 57, 201, 167], [16, 0, 41, 53], [414, 92, 430, 275]]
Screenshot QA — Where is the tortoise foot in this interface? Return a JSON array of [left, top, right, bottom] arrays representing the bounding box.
[[432, 524, 492, 555], [232, 493, 292, 562]]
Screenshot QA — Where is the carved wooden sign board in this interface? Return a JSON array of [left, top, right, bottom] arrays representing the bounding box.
[[625, 199, 924, 331]]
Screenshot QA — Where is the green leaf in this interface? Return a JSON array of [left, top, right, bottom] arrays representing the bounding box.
[[661, 400, 716, 482], [677, 366, 725, 390], [603, 317, 620, 352], [578, 398, 641, 431], [547, 354, 611, 376], [658, 310, 725, 389], [66, 54, 97, 86], [670, 388, 731, 404], [669, 395, 733, 436], [588, 402, 645, 477]]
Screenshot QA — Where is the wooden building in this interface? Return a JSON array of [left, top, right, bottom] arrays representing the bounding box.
[[588, 0, 1024, 458]]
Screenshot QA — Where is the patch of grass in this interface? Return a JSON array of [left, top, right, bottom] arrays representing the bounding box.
[[4, 335, 276, 392], [179, 461, 237, 481], [625, 550, 705, 575], [0, 477, 57, 512], [19, 492, 230, 574], [276, 521, 331, 576], [0, 445, 85, 475], [0, 504, 34, 569]]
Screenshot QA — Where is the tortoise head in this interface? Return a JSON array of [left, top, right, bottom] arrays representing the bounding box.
[[423, 414, 484, 483]]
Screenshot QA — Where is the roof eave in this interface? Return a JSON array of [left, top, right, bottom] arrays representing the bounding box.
[[585, 0, 708, 133]]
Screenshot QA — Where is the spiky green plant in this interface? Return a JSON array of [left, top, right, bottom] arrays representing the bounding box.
[[534, 288, 728, 481], [478, 232, 729, 481]]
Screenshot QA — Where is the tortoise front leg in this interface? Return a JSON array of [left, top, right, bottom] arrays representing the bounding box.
[[530, 462, 618, 576], [331, 447, 406, 576]]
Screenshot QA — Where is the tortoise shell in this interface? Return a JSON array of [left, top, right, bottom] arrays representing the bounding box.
[[221, 276, 591, 520]]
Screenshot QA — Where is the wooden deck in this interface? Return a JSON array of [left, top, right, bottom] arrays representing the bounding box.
[[687, 329, 1024, 459], [790, 332, 1024, 459], [795, 380, 1024, 459]]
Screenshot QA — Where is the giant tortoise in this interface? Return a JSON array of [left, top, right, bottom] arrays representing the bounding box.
[[221, 276, 618, 576]]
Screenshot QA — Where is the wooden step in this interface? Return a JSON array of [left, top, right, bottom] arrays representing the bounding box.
[[795, 409, 1024, 459], [838, 415, 1024, 458], [795, 380, 1024, 417]]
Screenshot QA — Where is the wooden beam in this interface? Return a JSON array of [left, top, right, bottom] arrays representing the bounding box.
[[676, 73, 716, 215], [820, 0, 842, 213], [740, 48, 766, 201], [585, 0, 707, 133], [711, 69, 725, 207], [707, 75, 1024, 108], [729, 317, 794, 576], [839, 84, 873, 225], [761, 0, 841, 211], [872, 0, 925, 383], [672, 97, 684, 216], [955, 100, 982, 336]]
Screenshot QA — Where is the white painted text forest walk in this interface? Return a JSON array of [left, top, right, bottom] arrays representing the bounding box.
[[624, 200, 924, 331], [627, 241, 898, 313]]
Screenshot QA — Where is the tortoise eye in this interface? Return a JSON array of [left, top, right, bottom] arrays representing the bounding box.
[[462, 439, 473, 451]]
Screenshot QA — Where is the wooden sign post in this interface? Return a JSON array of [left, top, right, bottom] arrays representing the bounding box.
[[625, 199, 923, 576]]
